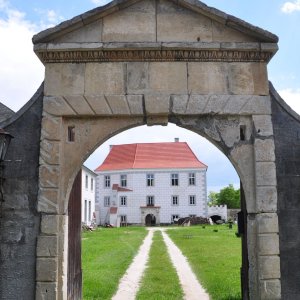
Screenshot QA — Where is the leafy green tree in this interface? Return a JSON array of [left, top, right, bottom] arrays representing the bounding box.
[[208, 191, 219, 206], [208, 184, 240, 208]]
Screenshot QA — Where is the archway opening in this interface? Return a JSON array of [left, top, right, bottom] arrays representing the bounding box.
[[66, 122, 245, 300], [210, 215, 222, 224], [145, 214, 156, 226]]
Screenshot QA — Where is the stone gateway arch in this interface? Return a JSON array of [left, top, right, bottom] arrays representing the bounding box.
[[0, 0, 299, 299]]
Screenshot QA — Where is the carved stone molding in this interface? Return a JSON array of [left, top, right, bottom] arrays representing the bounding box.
[[37, 49, 273, 64]]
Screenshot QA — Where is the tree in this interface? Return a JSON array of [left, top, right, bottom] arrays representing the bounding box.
[[208, 191, 219, 206], [208, 184, 240, 208]]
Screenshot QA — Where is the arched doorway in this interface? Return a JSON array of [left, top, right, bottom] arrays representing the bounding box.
[[33, 0, 280, 297], [145, 214, 156, 226], [210, 215, 222, 223]]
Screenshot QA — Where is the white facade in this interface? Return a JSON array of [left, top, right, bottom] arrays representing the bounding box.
[[81, 166, 96, 226], [95, 167, 208, 225]]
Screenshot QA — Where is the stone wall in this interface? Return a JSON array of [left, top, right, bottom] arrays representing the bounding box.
[[271, 84, 300, 299], [0, 84, 43, 300]]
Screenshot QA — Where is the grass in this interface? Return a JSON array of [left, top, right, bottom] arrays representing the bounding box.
[[136, 230, 183, 300], [82, 226, 147, 300], [167, 225, 241, 300]]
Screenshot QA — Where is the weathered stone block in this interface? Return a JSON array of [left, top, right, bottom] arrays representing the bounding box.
[[188, 62, 228, 94], [239, 96, 271, 115], [36, 282, 57, 300], [259, 279, 281, 300], [229, 62, 268, 96], [38, 188, 59, 213], [64, 95, 94, 115], [253, 115, 273, 136], [258, 234, 280, 255], [157, 0, 212, 42], [257, 213, 279, 234], [228, 63, 254, 95], [251, 63, 269, 96], [149, 62, 187, 94], [54, 19, 103, 43], [203, 95, 231, 114], [102, 0, 156, 42], [256, 186, 278, 212], [43, 96, 76, 116], [171, 95, 189, 114], [44, 63, 85, 96], [229, 144, 255, 213], [259, 256, 280, 279], [105, 95, 130, 115], [186, 95, 208, 114], [37, 236, 58, 257], [85, 63, 125, 94], [41, 114, 62, 140], [41, 215, 59, 235], [127, 62, 149, 94], [256, 162, 277, 186], [85, 95, 112, 115], [127, 95, 144, 115], [39, 165, 60, 188], [255, 139, 276, 162], [36, 258, 58, 282], [212, 21, 257, 42], [40, 140, 60, 165], [145, 95, 170, 115]]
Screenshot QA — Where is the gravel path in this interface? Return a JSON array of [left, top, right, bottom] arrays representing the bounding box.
[[112, 228, 210, 300], [161, 230, 210, 300], [111, 229, 154, 300]]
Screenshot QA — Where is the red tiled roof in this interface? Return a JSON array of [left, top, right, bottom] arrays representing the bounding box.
[[95, 142, 207, 171], [112, 184, 132, 192]]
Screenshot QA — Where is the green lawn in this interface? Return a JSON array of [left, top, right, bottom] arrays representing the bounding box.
[[136, 230, 183, 300], [82, 227, 147, 300], [167, 225, 241, 300], [82, 225, 241, 300]]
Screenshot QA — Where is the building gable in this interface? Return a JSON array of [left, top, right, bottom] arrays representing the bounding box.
[[33, 0, 278, 63]]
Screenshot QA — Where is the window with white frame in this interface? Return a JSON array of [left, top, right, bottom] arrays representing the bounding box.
[[189, 195, 196, 205], [172, 195, 179, 205], [189, 173, 196, 185], [147, 174, 154, 186], [88, 201, 91, 221], [85, 175, 88, 189], [147, 196, 154, 206], [84, 200, 87, 222], [120, 175, 127, 187], [104, 175, 110, 188], [171, 173, 179, 186], [91, 178, 94, 191], [120, 196, 127, 206], [104, 196, 110, 207], [171, 215, 179, 223]]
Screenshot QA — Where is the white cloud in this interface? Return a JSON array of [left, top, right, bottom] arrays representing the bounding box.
[[281, 0, 300, 13], [91, 0, 111, 6], [278, 89, 300, 114], [0, 4, 44, 112], [34, 8, 64, 28]]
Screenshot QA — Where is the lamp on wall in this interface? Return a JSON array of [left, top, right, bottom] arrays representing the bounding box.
[[0, 128, 13, 217]]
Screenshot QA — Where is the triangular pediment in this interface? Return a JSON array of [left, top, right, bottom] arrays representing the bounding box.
[[33, 0, 278, 45]]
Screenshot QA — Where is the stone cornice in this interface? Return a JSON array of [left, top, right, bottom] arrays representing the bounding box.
[[35, 47, 276, 64]]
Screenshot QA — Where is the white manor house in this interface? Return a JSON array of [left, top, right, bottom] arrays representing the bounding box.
[[95, 140, 226, 226]]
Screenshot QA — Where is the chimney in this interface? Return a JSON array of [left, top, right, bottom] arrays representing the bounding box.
[[174, 138, 179, 142], [109, 145, 114, 151]]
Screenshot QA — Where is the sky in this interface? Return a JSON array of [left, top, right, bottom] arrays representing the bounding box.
[[0, 0, 300, 192]]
